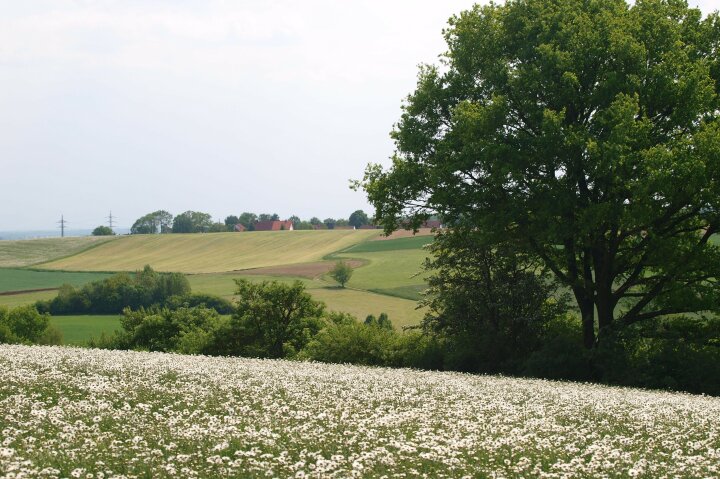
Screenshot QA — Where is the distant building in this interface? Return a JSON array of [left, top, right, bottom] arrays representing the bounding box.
[[422, 220, 443, 229], [234, 224, 246, 232], [254, 220, 294, 231]]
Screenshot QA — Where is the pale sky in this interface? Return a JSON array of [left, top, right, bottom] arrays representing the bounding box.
[[0, 0, 716, 230]]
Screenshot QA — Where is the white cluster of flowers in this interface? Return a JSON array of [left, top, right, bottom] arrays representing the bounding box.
[[1, 345, 719, 478]]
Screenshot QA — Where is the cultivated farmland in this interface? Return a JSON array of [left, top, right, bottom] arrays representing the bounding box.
[[40, 230, 380, 273], [1, 345, 718, 478], [0, 236, 116, 268]]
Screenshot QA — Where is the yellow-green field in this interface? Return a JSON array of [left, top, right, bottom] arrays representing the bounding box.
[[0, 236, 117, 268], [40, 231, 380, 273]]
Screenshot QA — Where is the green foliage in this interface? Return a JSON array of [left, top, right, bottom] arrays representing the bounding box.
[[208, 222, 227, 233], [92, 226, 115, 236], [361, 0, 720, 348], [223, 279, 326, 358], [0, 304, 61, 345], [172, 211, 214, 233], [109, 305, 228, 354], [329, 260, 353, 288], [131, 210, 173, 234], [348, 210, 369, 228], [224, 215, 240, 231], [238, 212, 258, 230], [36, 265, 191, 315], [421, 232, 568, 373], [164, 292, 234, 314]]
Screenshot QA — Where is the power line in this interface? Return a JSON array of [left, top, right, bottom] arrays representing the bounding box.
[[57, 215, 68, 237], [107, 211, 116, 229]]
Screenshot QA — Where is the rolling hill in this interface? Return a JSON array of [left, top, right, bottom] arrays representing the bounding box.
[[39, 230, 380, 273]]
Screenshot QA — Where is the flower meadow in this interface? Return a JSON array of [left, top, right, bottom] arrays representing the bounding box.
[[1, 345, 719, 478]]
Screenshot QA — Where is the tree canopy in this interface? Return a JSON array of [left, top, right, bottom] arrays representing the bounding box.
[[92, 225, 115, 236], [361, 0, 720, 348], [348, 210, 369, 228], [172, 211, 213, 233], [131, 210, 173, 234]]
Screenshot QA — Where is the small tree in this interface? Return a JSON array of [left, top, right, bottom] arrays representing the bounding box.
[[348, 210, 369, 228], [329, 261, 353, 288], [92, 225, 115, 236]]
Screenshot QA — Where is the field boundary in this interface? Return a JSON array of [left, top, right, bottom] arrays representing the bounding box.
[[28, 236, 122, 269]]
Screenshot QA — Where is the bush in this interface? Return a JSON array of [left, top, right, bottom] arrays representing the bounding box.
[[300, 316, 403, 366], [0, 305, 59, 345], [164, 293, 234, 314], [109, 305, 228, 354]]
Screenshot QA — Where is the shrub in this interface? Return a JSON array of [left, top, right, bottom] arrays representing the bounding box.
[[0, 305, 59, 345], [110, 305, 228, 354], [164, 293, 234, 314]]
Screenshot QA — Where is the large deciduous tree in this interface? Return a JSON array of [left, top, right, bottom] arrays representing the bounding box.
[[361, 0, 720, 348]]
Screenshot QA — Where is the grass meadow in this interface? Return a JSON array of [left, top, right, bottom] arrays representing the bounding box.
[[49, 315, 122, 345], [2, 345, 718, 478], [40, 230, 380, 273]]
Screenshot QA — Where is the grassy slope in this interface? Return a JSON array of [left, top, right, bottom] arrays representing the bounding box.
[[188, 273, 424, 328], [336, 249, 430, 300], [41, 230, 380, 273], [0, 236, 117, 268], [0, 290, 56, 309], [0, 269, 111, 293], [50, 315, 122, 345]]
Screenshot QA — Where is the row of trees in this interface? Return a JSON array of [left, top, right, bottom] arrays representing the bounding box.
[[129, 210, 372, 234]]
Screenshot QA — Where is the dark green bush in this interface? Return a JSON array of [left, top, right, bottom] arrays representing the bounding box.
[[107, 305, 228, 354], [0, 305, 62, 345], [164, 292, 234, 314]]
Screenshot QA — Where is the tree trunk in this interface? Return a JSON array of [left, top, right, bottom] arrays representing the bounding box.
[[576, 294, 596, 349]]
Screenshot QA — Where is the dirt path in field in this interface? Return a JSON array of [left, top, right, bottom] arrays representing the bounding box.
[[236, 260, 365, 279], [0, 287, 59, 296]]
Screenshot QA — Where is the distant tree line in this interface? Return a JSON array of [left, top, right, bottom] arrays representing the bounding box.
[[129, 209, 373, 234]]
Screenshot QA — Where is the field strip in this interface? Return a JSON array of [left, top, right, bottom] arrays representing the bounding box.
[[0, 236, 118, 268], [38, 230, 380, 273]]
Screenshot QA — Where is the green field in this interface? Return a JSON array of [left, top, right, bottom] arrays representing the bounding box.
[[188, 273, 424, 327], [49, 315, 122, 345], [0, 290, 57, 309], [0, 236, 117, 268], [0, 269, 111, 293], [341, 234, 433, 253], [336, 249, 430, 300], [41, 230, 380, 273]]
